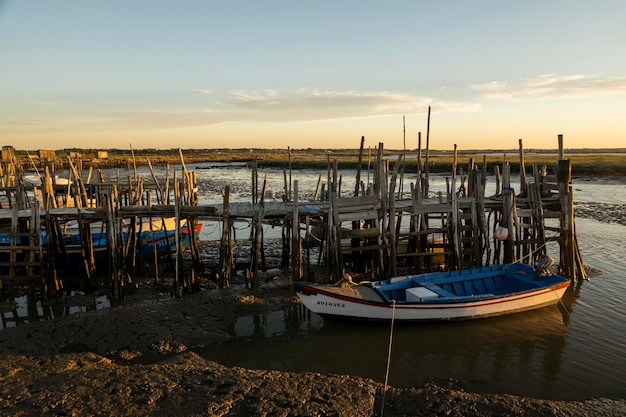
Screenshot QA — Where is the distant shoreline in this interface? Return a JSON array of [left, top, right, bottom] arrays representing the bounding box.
[[8, 147, 626, 177]]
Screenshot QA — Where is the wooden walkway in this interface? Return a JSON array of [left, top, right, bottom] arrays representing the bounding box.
[[0, 136, 587, 300]]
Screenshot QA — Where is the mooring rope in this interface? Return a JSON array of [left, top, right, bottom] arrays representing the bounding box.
[[380, 300, 396, 417], [513, 240, 549, 265]]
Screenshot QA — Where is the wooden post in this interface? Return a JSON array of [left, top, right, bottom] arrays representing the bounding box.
[[219, 186, 232, 288], [291, 181, 302, 281], [417, 132, 423, 197], [251, 157, 258, 204], [178, 148, 190, 203], [424, 106, 431, 196], [388, 187, 397, 277], [451, 145, 460, 269], [558, 158, 574, 279], [502, 186, 515, 264], [260, 173, 268, 202], [106, 188, 119, 299], [314, 174, 322, 201], [164, 164, 171, 205], [67, 157, 89, 208], [288, 147, 292, 202], [282, 168, 289, 202], [146, 157, 163, 204], [355, 136, 365, 197], [518, 139, 527, 197], [174, 178, 183, 296], [329, 190, 343, 279], [332, 160, 338, 194]]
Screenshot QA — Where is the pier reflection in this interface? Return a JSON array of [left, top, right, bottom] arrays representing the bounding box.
[[0, 293, 111, 330]]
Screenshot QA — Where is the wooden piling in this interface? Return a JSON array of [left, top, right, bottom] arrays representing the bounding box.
[[219, 186, 233, 288], [291, 181, 302, 281], [0, 138, 586, 299]]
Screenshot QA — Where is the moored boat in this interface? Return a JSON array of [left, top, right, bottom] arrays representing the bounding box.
[[0, 218, 202, 264], [297, 262, 570, 321]]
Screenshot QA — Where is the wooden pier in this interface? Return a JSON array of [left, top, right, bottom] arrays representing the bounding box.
[[0, 136, 587, 300]]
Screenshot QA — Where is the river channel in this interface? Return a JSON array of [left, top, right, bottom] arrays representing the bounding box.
[[5, 163, 624, 402], [189, 165, 626, 402]]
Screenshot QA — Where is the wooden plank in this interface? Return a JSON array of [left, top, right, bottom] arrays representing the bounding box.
[[339, 228, 381, 239], [335, 195, 378, 208], [412, 203, 453, 215], [336, 209, 378, 222]]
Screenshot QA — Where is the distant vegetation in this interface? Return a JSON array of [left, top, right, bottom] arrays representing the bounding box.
[[12, 147, 626, 177]]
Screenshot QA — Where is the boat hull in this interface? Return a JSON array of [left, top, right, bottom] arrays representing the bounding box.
[[298, 264, 571, 321], [62, 224, 202, 263], [299, 284, 569, 321], [0, 222, 202, 264]]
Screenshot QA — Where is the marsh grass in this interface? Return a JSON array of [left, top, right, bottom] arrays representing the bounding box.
[[17, 148, 626, 177]]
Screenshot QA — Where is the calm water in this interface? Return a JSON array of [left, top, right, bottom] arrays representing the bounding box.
[[9, 164, 624, 401], [186, 165, 626, 402]]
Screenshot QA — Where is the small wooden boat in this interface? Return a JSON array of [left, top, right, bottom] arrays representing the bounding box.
[[0, 219, 202, 264], [297, 262, 570, 321], [22, 174, 72, 186], [48, 222, 203, 263]]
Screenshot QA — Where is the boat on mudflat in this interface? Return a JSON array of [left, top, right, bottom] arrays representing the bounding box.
[[0, 218, 202, 264], [49, 221, 202, 263], [297, 262, 570, 322]]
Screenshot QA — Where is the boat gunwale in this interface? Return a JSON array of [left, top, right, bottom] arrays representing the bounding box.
[[300, 280, 570, 310]]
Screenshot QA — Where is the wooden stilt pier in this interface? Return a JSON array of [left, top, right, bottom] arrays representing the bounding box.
[[0, 136, 586, 302]]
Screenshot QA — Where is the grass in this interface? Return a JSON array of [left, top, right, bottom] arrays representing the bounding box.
[[12, 148, 626, 177]]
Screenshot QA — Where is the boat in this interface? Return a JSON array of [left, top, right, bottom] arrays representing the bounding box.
[[22, 174, 72, 186], [0, 218, 202, 264], [297, 261, 570, 322], [46, 221, 202, 263]]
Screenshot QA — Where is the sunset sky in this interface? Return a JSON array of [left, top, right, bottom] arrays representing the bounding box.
[[1, 1, 625, 151]]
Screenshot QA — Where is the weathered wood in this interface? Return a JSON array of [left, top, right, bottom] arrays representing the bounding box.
[[518, 139, 527, 197], [219, 186, 232, 288], [355, 136, 365, 197], [0, 136, 585, 299], [291, 181, 302, 281]]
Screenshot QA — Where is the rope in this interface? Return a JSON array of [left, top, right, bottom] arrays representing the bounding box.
[[513, 240, 550, 265], [380, 300, 396, 417]]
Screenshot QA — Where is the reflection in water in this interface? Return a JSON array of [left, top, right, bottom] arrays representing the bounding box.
[[0, 294, 111, 330], [230, 304, 324, 340], [203, 302, 575, 400], [190, 175, 626, 402]]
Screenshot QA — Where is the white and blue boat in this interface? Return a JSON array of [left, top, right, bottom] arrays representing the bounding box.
[[298, 261, 570, 321], [0, 218, 201, 264]]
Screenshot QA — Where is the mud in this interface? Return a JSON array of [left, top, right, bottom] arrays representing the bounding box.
[[1, 270, 625, 416]]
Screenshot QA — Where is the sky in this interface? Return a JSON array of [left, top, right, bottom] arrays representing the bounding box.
[[1, 1, 625, 151]]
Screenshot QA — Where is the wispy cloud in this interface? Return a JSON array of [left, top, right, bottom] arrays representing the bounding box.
[[31, 100, 58, 106], [470, 74, 626, 100], [102, 108, 235, 129], [103, 88, 478, 130], [225, 88, 432, 121]]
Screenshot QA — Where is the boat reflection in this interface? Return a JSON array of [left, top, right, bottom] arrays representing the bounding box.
[[207, 300, 570, 399]]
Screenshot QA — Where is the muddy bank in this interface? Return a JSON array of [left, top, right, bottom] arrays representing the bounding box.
[[575, 201, 626, 226], [1, 275, 625, 416]]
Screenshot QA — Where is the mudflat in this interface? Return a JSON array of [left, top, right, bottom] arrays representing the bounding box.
[[1, 272, 625, 417]]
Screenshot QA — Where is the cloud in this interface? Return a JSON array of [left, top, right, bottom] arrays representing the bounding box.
[[0, 118, 48, 134], [31, 100, 58, 106], [102, 88, 479, 130], [470, 74, 626, 100], [225, 88, 433, 121], [102, 108, 235, 129]]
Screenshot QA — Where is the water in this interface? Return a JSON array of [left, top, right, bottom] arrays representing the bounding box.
[[1, 293, 111, 329], [181, 165, 625, 402], [14, 164, 625, 401]]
